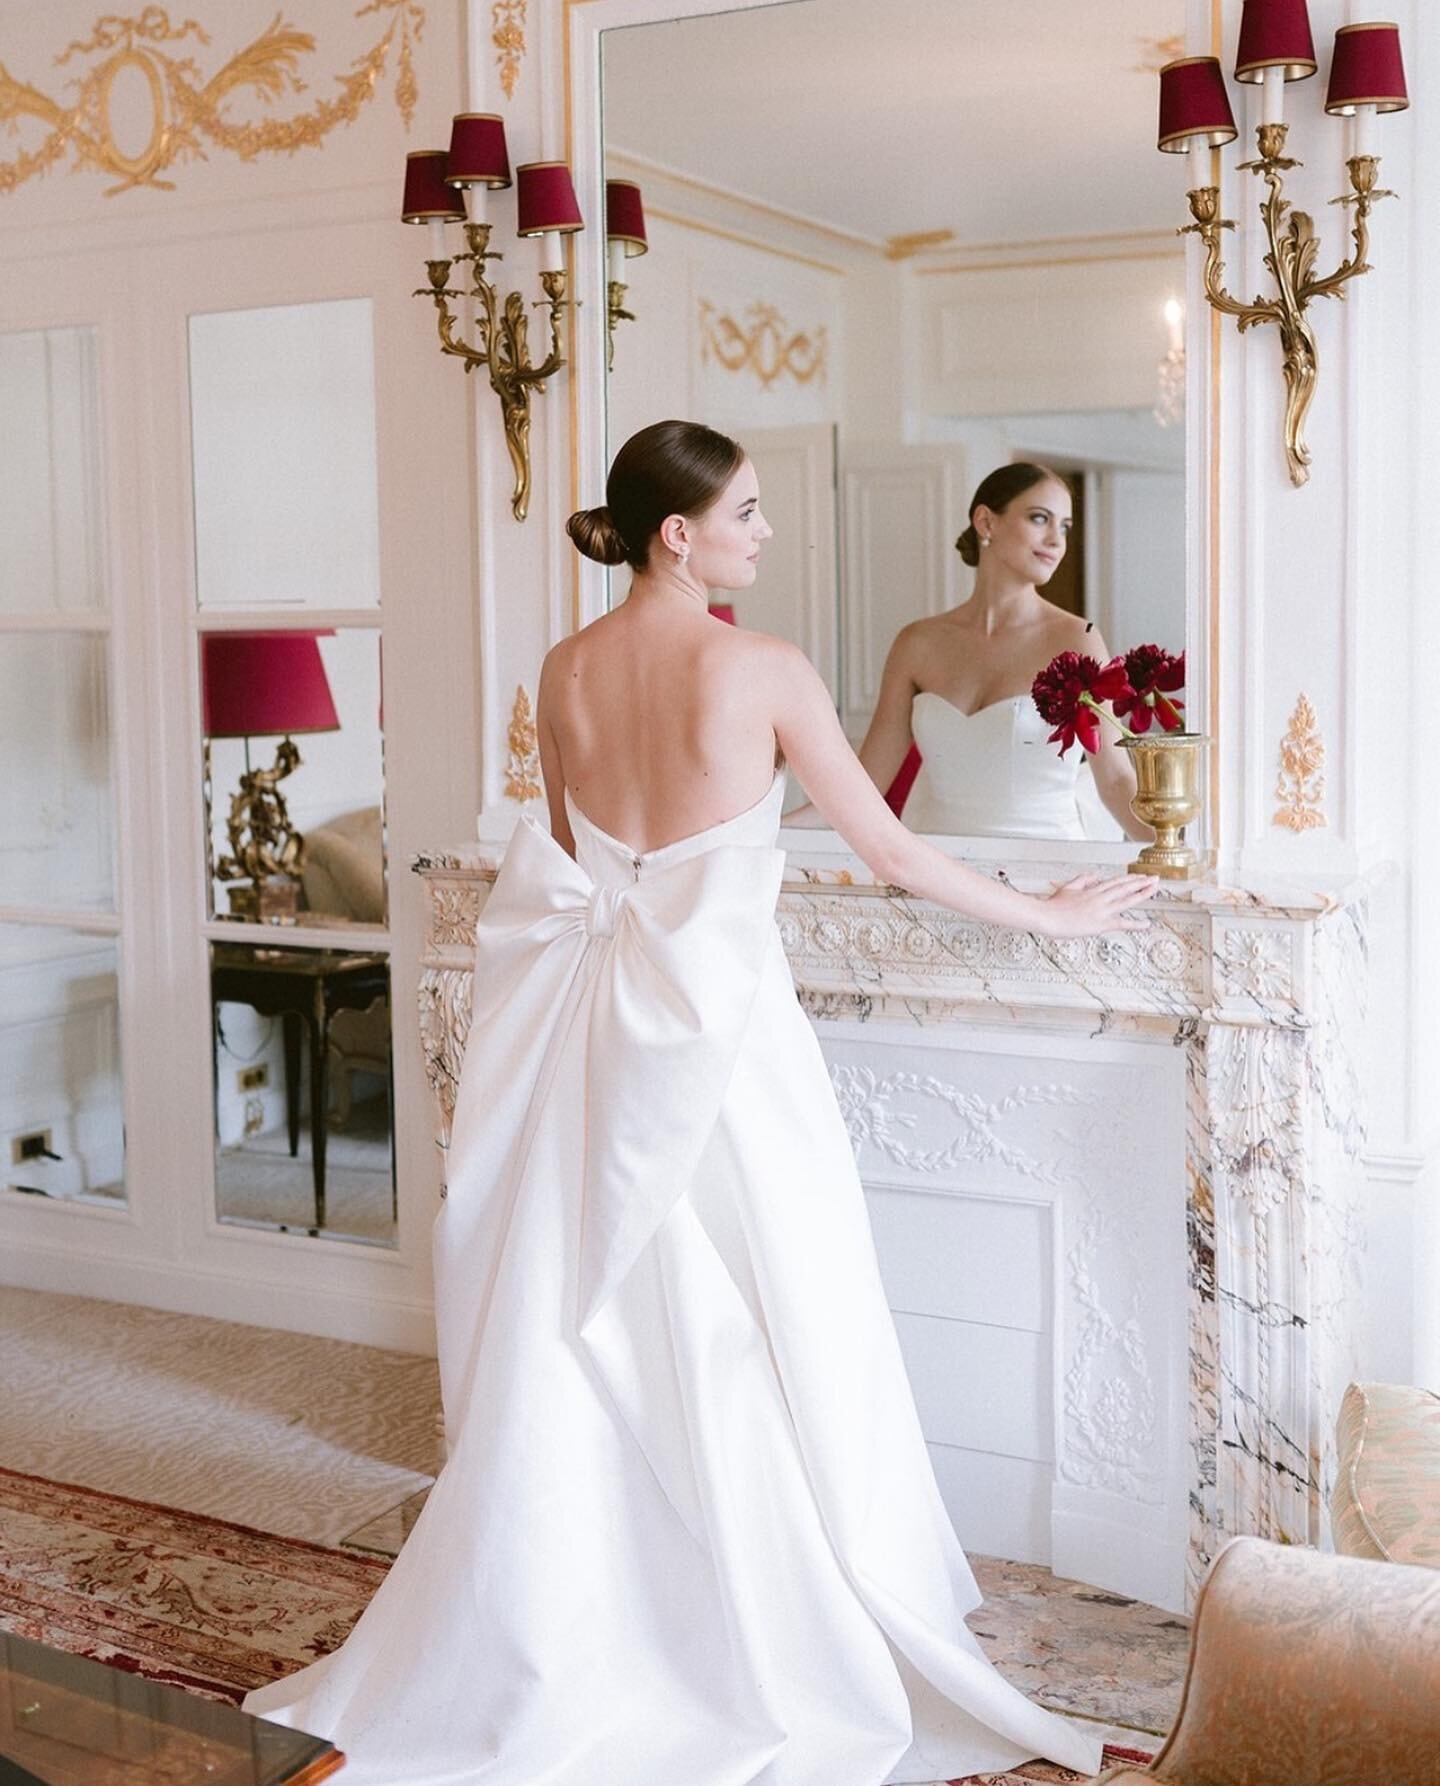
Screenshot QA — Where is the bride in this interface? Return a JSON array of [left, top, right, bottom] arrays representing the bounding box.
[[848, 462, 1151, 842], [242, 420, 1157, 1784]]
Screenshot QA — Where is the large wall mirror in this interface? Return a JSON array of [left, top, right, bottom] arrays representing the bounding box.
[[599, 0, 1190, 848]]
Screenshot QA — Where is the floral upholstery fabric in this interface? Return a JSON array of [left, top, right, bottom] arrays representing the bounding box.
[[1331, 1381, 1440, 1569], [1094, 1536, 1440, 1784]]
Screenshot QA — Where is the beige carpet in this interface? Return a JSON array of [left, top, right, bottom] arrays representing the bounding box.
[[0, 1287, 440, 1546]]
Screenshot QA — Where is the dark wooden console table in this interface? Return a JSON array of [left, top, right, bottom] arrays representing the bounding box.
[[211, 944, 390, 1230]]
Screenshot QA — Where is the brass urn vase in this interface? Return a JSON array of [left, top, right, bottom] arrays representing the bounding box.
[[1121, 733, 1209, 879]]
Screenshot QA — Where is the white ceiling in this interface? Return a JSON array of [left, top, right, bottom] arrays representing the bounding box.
[[601, 0, 1188, 247]]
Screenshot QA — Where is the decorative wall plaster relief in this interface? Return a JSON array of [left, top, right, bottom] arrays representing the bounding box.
[[831, 1063, 1093, 1184], [504, 683, 542, 803], [1274, 693, 1327, 832], [416, 966, 472, 1185], [698, 300, 828, 390], [0, 3, 425, 197], [1063, 1187, 1162, 1502], [491, 0, 526, 99]]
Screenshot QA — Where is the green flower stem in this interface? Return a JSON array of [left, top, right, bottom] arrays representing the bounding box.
[[1078, 691, 1138, 741]]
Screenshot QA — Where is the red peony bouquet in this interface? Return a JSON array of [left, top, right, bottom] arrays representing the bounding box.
[[1031, 646, 1186, 757]]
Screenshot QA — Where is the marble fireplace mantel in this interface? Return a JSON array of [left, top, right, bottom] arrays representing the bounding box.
[[414, 832, 1375, 1606]]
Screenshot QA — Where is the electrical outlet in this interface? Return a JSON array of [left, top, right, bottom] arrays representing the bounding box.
[[11, 1130, 54, 1166], [238, 1064, 269, 1092]]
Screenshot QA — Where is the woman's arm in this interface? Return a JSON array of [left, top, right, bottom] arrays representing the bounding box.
[[785, 622, 922, 826], [767, 639, 1156, 936], [1088, 740, 1150, 841], [535, 646, 576, 859], [1082, 626, 1151, 842]]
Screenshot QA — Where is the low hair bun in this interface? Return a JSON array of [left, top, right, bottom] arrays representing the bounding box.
[[565, 504, 629, 566], [955, 525, 980, 568]]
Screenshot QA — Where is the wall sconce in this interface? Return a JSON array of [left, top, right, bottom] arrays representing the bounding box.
[[1155, 296, 1186, 428], [605, 180, 649, 369], [1158, 7, 1408, 486], [403, 118, 584, 522]]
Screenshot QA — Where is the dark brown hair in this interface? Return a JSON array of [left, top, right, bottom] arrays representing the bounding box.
[[566, 419, 746, 571], [955, 462, 1062, 567]]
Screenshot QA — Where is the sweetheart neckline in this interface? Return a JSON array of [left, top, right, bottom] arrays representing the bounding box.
[[564, 768, 786, 861], [913, 690, 1029, 721]]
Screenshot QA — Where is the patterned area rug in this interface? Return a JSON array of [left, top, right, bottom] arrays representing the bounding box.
[[0, 1286, 439, 1545], [0, 1468, 1158, 1781], [0, 1467, 388, 1702]]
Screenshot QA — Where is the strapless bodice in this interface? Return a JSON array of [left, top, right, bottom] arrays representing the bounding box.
[[563, 769, 789, 886], [903, 692, 1085, 840]]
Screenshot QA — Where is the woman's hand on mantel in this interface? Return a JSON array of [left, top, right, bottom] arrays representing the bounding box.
[[1033, 871, 1160, 938]]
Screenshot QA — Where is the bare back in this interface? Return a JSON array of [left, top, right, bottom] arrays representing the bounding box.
[[537, 596, 784, 857]]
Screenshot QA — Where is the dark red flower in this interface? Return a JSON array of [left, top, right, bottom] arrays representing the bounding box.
[[1116, 646, 1186, 733], [1031, 652, 1133, 756]]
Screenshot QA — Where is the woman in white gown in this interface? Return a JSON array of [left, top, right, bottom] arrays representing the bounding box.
[[242, 422, 1157, 1784], [851, 464, 1151, 842]]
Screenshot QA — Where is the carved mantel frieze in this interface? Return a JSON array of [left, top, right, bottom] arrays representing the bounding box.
[[413, 836, 1378, 1604]]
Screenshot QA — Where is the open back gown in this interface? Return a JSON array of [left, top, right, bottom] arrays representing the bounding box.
[[242, 770, 1101, 1785]]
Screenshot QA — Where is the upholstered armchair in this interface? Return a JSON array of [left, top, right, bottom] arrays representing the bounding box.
[[299, 805, 389, 1125], [1095, 1535, 1440, 1783]]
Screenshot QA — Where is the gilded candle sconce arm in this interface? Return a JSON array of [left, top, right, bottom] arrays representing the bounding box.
[[412, 221, 573, 522], [1180, 124, 1395, 488]]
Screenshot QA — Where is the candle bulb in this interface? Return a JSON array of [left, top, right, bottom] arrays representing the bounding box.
[[608, 238, 626, 286], [539, 230, 563, 274], [427, 218, 447, 261], [464, 184, 487, 226], [1261, 65, 1285, 126], [1353, 102, 1378, 160], [1187, 138, 1209, 190]]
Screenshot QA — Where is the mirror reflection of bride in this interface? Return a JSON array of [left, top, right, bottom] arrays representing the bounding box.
[[846, 464, 1151, 842]]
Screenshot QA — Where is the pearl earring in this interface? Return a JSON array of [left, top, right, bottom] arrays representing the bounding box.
[[980, 535, 991, 548], [676, 545, 690, 564]]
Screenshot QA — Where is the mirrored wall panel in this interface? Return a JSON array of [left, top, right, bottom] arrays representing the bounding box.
[[1, 924, 125, 1208], [601, 0, 1189, 846], [189, 299, 381, 610], [0, 634, 116, 910], [0, 326, 105, 617], [201, 627, 387, 926], [211, 940, 395, 1246]]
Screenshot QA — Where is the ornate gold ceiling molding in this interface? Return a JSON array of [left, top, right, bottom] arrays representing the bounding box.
[[884, 228, 955, 261], [0, 1, 425, 198], [1273, 694, 1327, 832], [699, 299, 827, 390], [492, 1, 526, 100]]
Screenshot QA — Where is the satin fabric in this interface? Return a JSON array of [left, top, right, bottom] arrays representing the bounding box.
[[904, 693, 1087, 840], [242, 771, 1101, 1784]]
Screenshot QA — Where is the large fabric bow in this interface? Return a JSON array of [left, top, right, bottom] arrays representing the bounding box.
[[449, 816, 786, 1332]]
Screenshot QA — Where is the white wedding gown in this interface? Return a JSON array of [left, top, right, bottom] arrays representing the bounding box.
[[243, 770, 1102, 1785], [903, 693, 1089, 840]]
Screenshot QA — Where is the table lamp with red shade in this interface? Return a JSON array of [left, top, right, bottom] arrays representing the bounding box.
[[202, 631, 340, 921]]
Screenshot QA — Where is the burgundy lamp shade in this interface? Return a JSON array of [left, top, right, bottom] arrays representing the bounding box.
[[202, 633, 340, 739], [446, 113, 511, 188], [1326, 22, 1409, 114], [1158, 56, 1239, 151], [401, 150, 465, 223], [515, 162, 584, 237], [1235, 0, 1318, 82], [707, 602, 737, 626], [605, 180, 649, 258]]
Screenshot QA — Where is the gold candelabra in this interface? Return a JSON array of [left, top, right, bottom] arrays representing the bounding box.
[[1182, 122, 1393, 487], [415, 222, 572, 522]]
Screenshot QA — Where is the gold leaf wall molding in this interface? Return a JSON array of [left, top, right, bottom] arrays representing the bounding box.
[[698, 299, 827, 390], [0, 1, 425, 198], [505, 683, 542, 803], [491, 0, 526, 100], [1273, 693, 1327, 832]]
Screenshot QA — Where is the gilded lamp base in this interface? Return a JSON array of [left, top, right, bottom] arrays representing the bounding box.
[[1122, 734, 1209, 880], [226, 877, 302, 923]]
